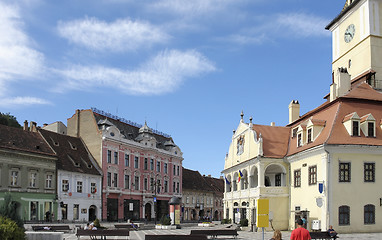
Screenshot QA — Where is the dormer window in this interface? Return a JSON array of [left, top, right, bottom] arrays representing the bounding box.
[[297, 133, 302, 147], [360, 114, 376, 137], [352, 121, 359, 136], [343, 112, 360, 136], [307, 128, 312, 143]]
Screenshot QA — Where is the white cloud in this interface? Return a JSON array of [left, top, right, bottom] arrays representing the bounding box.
[[0, 96, 51, 107], [57, 17, 170, 52], [57, 49, 216, 95], [0, 2, 44, 82], [275, 13, 330, 38]]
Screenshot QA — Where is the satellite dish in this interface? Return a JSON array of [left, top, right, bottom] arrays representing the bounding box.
[[316, 198, 323, 208]]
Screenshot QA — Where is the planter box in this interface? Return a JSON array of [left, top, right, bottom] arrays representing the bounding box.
[[155, 225, 176, 230]]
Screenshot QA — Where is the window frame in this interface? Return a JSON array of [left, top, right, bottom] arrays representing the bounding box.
[[339, 162, 351, 182], [294, 169, 301, 188], [124, 154, 130, 167], [45, 173, 53, 189], [307, 128, 312, 143], [339, 205, 350, 225], [364, 204, 375, 225], [124, 174, 130, 189], [364, 162, 375, 182], [352, 120, 359, 136], [107, 150, 112, 163], [368, 122, 375, 137], [297, 133, 302, 147], [62, 179, 69, 192], [308, 165, 317, 185], [91, 182, 97, 194], [134, 156, 139, 169], [114, 151, 118, 164], [76, 181, 83, 193]]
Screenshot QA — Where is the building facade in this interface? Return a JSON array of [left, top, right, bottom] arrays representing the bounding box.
[[223, 0, 382, 233], [67, 108, 183, 221], [39, 128, 103, 222], [0, 123, 57, 222], [182, 168, 224, 222]]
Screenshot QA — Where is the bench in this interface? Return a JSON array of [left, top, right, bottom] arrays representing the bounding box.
[[310, 231, 339, 239], [114, 223, 135, 229], [145, 235, 208, 240], [76, 229, 129, 240], [190, 229, 238, 239], [32, 225, 71, 232]]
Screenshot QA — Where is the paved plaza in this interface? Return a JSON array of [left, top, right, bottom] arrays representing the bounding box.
[[32, 224, 382, 240]]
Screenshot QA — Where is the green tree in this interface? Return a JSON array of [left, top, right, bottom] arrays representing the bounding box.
[[0, 216, 25, 240], [0, 194, 23, 228], [0, 113, 21, 128]]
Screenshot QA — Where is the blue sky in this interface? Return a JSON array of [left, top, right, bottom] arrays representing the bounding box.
[[1, 0, 345, 177]]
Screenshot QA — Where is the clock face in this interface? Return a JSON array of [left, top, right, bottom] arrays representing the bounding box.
[[344, 24, 355, 43]]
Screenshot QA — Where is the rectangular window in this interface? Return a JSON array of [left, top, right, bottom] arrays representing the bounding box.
[[309, 165, 317, 185], [144, 158, 148, 170], [173, 181, 176, 193], [125, 154, 130, 167], [164, 163, 168, 174], [46, 174, 53, 188], [107, 150, 112, 163], [339, 162, 351, 182], [150, 178, 154, 191], [62, 179, 69, 192], [91, 182, 97, 194], [124, 175, 130, 189], [177, 182, 180, 193], [292, 128, 298, 138], [151, 159, 154, 170], [186, 196, 189, 204], [114, 152, 118, 164], [173, 165, 176, 175], [294, 169, 301, 187], [364, 163, 375, 182], [368, 122, 375, 137], [364, 204, 375, 224], [307, 128, 312, 143], [157, 180, 161, 193], [339, 205, 350, 225], [30, 172, 37, 188], [177, 166, 180, 175], [107, 172, 111, 187], [10, 170, 19, 186], [297, 133, 302, 147], [76, 181, 82, 193], [144, 178, 148, 190], [134, 156, 139, 168], [164, 180, 168, 192], [113, 173, 118, 187], [157, 161, 161, 172], [134, 176, 139, 190], [352, 121, 359, 136]]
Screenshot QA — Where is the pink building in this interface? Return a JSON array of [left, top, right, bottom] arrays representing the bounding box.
[[67, 108, 183, 221]]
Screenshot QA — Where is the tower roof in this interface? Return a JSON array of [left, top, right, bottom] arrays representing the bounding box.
[[325, 0, 361, 30]]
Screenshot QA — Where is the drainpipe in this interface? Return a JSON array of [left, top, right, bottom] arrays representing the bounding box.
[[324, 144, 331, 231]]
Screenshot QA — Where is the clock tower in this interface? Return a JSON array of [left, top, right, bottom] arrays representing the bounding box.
[[326, 0, 382, 84]]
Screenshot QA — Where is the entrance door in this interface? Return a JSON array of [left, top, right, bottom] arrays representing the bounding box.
[[30, 201, 38, 221], [89, 205, 97, 222], [145, 203, 151, 221], [107, 198, 118, 222]]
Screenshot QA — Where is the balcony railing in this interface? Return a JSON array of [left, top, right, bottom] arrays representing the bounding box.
[[224, 186, 288, 200]]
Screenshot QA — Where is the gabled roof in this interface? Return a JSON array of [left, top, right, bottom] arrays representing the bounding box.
[[252, 124, 290, 158], [182, 168, 216, 192], [203, 175, 224, 193], [0, 124, 55, 157], [39, 129, 102, 175]]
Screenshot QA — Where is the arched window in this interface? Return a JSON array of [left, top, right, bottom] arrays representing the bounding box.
[[364, 204, 375, 224], [339, 205, 350, 225]]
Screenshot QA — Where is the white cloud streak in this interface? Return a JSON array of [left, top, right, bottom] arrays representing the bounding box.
[[0, 2, 44, 82], [0, 96, 51, 107], [57, 49, 216, 95], [57, 17, 170, 52]]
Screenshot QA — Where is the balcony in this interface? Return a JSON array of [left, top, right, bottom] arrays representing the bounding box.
[[224, 186, 288, 200]]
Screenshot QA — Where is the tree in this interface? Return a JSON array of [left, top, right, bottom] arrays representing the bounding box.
[[0, 216, 25, 240], [0, 113, 21, 128], [0, 194, 23, 228]]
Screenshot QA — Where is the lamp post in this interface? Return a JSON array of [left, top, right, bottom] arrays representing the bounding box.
[[151, 176, 161, 225]]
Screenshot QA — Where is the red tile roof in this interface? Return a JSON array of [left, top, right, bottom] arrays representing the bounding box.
[[251, 124, 290, 158]]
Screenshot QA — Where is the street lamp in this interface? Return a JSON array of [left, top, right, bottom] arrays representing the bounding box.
[[151, 177, 161, 225]]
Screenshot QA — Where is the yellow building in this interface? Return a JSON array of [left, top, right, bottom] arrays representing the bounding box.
[[223, 0, 382, 233]]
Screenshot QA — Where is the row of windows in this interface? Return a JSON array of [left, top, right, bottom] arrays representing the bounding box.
[[5, 169, 54, 189], [106, 172, 180, 193], [106, 150, 180, 175], [294, 162, 375, 187], [185, 196, 221, 206], [339, 204, 375, 225], [61, 180, 97, 194]]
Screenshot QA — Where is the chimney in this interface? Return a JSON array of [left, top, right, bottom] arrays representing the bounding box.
[[331, 67, 351, 101], [75, 109, 81, 137], [23, 120, 28, 131], [208, 175, 211, 178], [30, 121, 37, 132], [270, 122, 275, 126], [43, 123, 48, 127], [288, 100, 300, 124]]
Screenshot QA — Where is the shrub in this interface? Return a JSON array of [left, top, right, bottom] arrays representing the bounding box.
[[0, 216, 25, 240], [239, 218, 248, 227], [93, 218, 101, 228], [159, 215, 171, 225], [221, 218, 232, 224], [0, 194, 23, 228]]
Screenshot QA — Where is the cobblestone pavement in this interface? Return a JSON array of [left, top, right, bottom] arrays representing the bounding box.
[[61, 225, 382, 240]]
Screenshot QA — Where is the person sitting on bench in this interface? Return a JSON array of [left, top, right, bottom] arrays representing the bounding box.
[[327, 225, 337, 238]]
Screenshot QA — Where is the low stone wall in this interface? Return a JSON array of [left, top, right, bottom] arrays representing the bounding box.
[[25, 231, 63, 240]]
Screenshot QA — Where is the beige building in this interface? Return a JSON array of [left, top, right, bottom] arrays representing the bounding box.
[[223, 0, 382, 233]]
